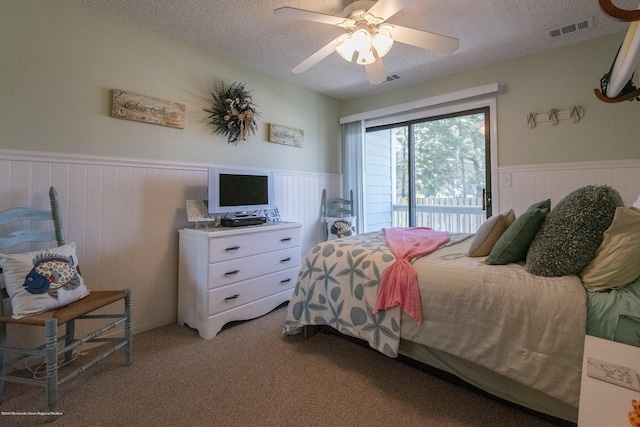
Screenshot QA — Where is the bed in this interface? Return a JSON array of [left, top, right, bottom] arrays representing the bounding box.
[[283, 185, 640, 423]]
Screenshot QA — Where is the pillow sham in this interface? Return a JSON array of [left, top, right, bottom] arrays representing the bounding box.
[[526, 185, 623, 277], [580, 207, 640, 291], [325, 216, 357, 240], [467, 209, 515, 257], [0, 242, 90, 319], [486, 206, 548, 265]]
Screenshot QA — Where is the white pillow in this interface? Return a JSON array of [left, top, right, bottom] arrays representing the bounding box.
[[580, 207, 640, 291], [467, 209, 515, 257], [633, 193, 640, 209], [0, 242, 90, 318], [325, 216, 357, 240]]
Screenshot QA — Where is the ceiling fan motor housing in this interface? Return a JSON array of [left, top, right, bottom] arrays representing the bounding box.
[[342, 1, 377, 18]]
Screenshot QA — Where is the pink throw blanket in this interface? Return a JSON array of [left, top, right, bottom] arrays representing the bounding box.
[[373, 227, 450, 324]]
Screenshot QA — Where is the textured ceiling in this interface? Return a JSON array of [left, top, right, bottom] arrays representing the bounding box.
[[82, 0, 636, 100]]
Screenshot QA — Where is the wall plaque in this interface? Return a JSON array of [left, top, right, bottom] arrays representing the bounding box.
[[111, 89, 185, 129], [268, 124, 303, 148]]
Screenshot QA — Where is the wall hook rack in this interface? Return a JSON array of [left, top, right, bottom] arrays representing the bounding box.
[[527, 105, 584, 128]]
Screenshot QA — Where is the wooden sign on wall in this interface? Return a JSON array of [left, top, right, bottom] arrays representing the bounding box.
[[268, 124, 303, 147], [111, 89, 185, 129]]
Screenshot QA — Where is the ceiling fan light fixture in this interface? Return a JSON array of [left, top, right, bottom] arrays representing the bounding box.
[[372, 31, 393, 58], [351, 25, 372, 52], [335, 35, 355, 61], [356, 49, 376, 65]]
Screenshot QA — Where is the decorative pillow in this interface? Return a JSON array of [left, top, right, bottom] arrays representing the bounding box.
[[325, 216, 357, 240], [0, 242, 90, 319], [486, 206, 549, 265], [467, 209, 515, 257], [580, 207, 640, 291], [526, 199, 551, 211], [526, 185, 623, 277]]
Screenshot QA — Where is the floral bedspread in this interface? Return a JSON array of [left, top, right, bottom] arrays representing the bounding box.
[[283, 231, 403, 357]]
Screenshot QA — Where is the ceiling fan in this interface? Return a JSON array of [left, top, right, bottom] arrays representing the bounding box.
[[274, 0, 459, 85]]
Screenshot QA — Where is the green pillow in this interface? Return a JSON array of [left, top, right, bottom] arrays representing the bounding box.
[[486, 207, 549, 265], [526, 199, 550, 211]]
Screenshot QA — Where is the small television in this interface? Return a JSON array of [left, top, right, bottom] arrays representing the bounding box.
[[207, 167, 276, 216]]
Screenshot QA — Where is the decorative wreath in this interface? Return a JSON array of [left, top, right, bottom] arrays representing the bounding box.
[[204, 82, 260, 144]]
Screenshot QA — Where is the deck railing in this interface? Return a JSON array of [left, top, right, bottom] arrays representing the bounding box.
[[393, 197, 485, 233]]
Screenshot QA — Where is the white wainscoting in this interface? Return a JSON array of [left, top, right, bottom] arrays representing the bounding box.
[[0, 149, 341, 338], [2, 150, 637, 339], [498, 159, 640, 214]]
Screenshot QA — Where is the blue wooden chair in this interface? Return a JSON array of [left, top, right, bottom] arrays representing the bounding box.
[[321, 189, 355, 240], [0, 187, 132, 413]]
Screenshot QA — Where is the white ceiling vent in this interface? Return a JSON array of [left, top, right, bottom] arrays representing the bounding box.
[[547, 17, 593, 39]]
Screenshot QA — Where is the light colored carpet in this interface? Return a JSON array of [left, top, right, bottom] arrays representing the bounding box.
[[1, 305, 559, 426]]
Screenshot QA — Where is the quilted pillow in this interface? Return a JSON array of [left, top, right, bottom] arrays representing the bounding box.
[[486, 204, 549, 265], [526, 185, 623, 277], [325, 216, 357, 240], [0, 242, 90, 319], [580, 207, 640, 291], [467, 209, 515, 257]]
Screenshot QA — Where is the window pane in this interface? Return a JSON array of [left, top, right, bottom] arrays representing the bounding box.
[[413, 113, 486, 233], [363, 128, 395, 232], [364, 109, 489, 234]]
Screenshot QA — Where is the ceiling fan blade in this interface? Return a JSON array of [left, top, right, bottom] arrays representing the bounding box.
[[366, 58, 387, 85], [392, 25, 459, 54], [274, 7, 350, 26], [291, 37, 342, 74], [367, 0, 416, 21]]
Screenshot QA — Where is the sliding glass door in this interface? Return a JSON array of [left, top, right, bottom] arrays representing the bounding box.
[[364, 107, 491, 233]]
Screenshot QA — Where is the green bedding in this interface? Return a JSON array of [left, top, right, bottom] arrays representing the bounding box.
[[586, 276, 640, 347]]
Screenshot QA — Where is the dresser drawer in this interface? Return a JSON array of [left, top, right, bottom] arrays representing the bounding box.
[[208, 227, 300, 263], [208, 267, 298, 315], [208, 247, 300, 288]]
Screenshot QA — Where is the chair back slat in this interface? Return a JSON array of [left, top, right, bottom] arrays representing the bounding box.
[[0, 207, 53, 225], [0, 230, 57, 249], [322, 189, 354, 218]]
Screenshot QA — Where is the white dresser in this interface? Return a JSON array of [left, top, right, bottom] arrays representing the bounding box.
[[178, 221, 302, 339]]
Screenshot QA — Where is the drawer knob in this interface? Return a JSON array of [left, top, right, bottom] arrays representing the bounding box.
[[224, 294, 240, 301], [280, 237, 292, 242], [280, 278, 292, 284], [280, 257, 292, 263], [225, 245, 240, 251], [225, 270, 240, 275]]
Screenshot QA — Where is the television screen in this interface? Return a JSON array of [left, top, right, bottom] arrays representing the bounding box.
[[219, 174, 268, 207], [208, 167, 275, 215]]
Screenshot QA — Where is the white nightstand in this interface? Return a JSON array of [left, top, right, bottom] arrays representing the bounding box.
[[578, 335, 640, 426]]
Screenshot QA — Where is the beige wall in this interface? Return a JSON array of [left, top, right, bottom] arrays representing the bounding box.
[[0, 0, 342, 174], [342, 33, 640, 166], [4, 2, 638, 174]]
